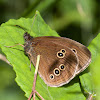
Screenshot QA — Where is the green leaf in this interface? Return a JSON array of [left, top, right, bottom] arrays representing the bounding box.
[[79, 34, 100, 100], [79, 71, 95, 99], [0, 11, 86, 100], [88, 33, 100, 100]]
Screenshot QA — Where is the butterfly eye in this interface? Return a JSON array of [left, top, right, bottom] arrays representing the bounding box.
[[54, 68, 60, 76], [57, 52, 65, 58], [72, 48, 77, 53], [49, 74, 54, 79], [59, 64, 65, 70], [31, 42, 33, 45], [31, 42, 35, 46], [60, 49, 66, 53]]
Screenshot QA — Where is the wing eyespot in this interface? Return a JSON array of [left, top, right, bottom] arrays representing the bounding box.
[[72, 48, 77, 54], [57, 52, 65, 58], [53, 68, 60, 76], [60, 49, 66, 54], [59, 64, 65, 70], [49, 74, 54, 79], [57, 49, 66, 58]]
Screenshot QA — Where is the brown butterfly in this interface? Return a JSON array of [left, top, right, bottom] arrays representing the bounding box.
[[24, 32, 91, 87]]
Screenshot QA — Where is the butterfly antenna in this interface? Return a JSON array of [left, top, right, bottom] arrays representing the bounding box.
[[14, 25, 28, 33], [30, 13, 37, 34]]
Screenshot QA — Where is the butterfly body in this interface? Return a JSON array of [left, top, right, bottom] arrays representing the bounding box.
[[24, 32, 91, 87]]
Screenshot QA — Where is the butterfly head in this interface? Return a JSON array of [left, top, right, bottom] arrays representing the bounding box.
[[24, 32, 34, 53]]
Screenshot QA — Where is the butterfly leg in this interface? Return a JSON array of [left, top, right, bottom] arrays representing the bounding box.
[[28, 55, 45, 100], [5, 43, 24, 48]]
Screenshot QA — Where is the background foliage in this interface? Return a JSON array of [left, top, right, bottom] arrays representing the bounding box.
[[0, 0, 100, 100]]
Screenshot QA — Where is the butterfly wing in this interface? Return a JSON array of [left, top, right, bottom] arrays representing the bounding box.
[[27, 38, 79, 87], [24, 35, 91, 87]]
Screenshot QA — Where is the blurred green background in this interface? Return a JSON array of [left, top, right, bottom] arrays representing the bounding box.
[[0, 0, 100, 100]]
